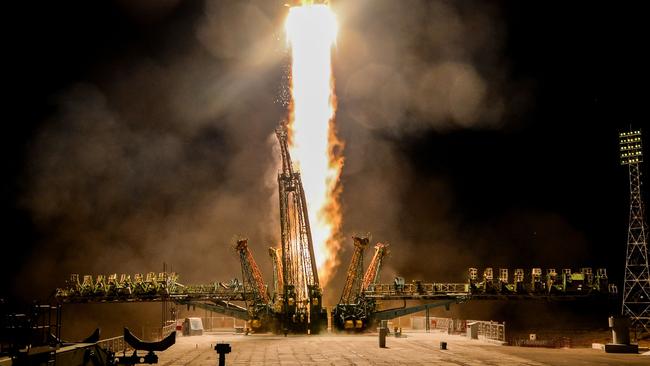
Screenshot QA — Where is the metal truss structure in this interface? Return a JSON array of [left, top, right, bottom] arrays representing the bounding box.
[[54, 272, 251, 320], [332, 236, 370, 330], [49, 127, 625, 335], [55, 264, 615, 332], [275, 124, 326, 333], [619, 129, 650, 333], [235, 238, 270, 305], [362, 243, 388, 292], [234, 238, 273, 328], [467, 267, 613, 296], [339, 236, 368, 305]]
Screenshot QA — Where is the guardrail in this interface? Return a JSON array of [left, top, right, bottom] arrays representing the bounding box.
[[410, 316, 506, 342], [162, 324, 176, 338], [510, 336, 571, 348], [96, 324, 176, 353], [366, 283, 469, 298], [97, 335, 131, 353], [410, 316, 466, 333]]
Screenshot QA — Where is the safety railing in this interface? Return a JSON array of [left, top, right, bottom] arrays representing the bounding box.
[[510, 336, 571, 348], [97, 335, 131, 353], [410, 316, 506, 342], [161, 323, 176, 337], [410, 316, 465, 333], [142, 324, 177, 341], [366, 283, 469, 297], [97, 323, 176, 353], [468, 320, 506, 342]]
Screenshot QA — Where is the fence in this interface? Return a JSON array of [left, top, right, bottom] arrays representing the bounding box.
[[510, 337, 571, 348], [162, 323, 176, 337], [410, 316, 506, 342], [467, 320, 506, 342], [411, 316, 466, 333]]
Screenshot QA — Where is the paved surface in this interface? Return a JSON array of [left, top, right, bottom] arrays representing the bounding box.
[[156, 331, 649, 365]]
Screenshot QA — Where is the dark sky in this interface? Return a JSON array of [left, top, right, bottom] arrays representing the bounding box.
[[2, 1, 648, 302]]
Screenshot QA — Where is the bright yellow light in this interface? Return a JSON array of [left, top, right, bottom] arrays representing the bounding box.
[[285, 4, 342, 287]]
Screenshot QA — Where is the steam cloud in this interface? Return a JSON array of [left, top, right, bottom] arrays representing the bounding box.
[[19, 0, 574, 317]]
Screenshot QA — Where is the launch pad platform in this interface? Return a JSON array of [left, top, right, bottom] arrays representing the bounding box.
[[155, 331, 648, 366]]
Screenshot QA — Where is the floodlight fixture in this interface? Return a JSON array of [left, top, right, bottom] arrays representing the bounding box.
[[619, 130, 643, 165]]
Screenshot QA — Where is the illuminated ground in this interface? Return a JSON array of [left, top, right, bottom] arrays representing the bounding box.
[[156, 330, 649, 365]]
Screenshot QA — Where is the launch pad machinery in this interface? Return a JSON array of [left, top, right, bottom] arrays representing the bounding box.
[[50, 125, 621, 334], [52, 123, 616, 333]]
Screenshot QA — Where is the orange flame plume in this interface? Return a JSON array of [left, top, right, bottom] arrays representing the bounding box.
[[285, 3, 343, 287]]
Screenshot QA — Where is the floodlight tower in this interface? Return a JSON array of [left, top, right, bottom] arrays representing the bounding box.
[[619, 129, 650, 333]]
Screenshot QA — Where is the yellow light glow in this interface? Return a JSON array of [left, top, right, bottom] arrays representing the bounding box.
[[285, 4, 342, 287]]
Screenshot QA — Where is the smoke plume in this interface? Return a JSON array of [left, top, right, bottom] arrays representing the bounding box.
[[19, 0, 540, 318]]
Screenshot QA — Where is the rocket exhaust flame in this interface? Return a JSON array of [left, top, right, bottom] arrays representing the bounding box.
[[285, 4, 342, 288]]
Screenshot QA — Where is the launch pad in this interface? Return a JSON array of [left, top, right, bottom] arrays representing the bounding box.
[[152, 331, 649, 366], [52, 124, 616, 334]]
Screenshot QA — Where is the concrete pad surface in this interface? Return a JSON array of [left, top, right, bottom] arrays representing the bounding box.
[[155, 331, 649, 365]]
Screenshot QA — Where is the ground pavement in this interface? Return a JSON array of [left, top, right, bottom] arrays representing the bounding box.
[[154, 330, 649, 366]]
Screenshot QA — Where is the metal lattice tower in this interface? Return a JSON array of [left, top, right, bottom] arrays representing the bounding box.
[[362, 243, 388, 292], [276, 124, 323, 332], [619, 129, 650, 333], [235, 238, 270, 305], [276, 125, 320, 292], [339, 236, 369, 304]]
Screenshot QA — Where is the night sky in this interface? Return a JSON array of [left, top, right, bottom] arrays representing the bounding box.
[[2, 1, 648, 303]]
